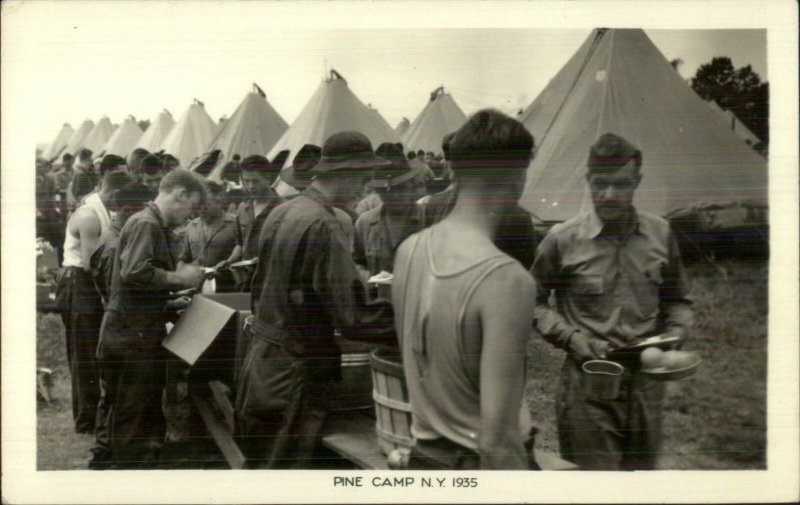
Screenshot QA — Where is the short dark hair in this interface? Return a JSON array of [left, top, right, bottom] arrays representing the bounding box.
[[240, 154, 277, 179], [407, 151, 416, 160], [448, 109, 534, 178], [109, 181, 151, 212], [205, 180, 226, 196], [99, 154, 127, 177], [140, 154, 165, 176], [77, 148, 93, 162], [159, 170, 206, 200], [102, 170, 134, 193], [587, 133, 642, 174], [128, 148, 150, 171], [161, 153, 180, 169], [62, 152, 74, 163]]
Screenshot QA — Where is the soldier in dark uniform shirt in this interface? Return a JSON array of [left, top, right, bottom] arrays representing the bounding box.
[[99, 170, 206, 469], [227, 155, 283, 291]]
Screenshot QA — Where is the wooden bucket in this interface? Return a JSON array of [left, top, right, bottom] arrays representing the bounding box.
[[370, 349, 415, 455], [329, 337, 376, 411]]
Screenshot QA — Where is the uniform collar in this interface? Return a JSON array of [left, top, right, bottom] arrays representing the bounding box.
[[300, 186, 334, 209], [146, 202, 169, 229], [587, 207, 641, 239]]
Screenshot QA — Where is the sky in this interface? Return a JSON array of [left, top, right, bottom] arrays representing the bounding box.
[[2, 2, 768, 145]]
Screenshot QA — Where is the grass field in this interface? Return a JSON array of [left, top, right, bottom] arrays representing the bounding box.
[[36, 259, 767, 470]]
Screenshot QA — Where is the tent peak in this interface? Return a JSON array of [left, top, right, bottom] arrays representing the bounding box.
[[163, 108, 172, 116], [429, 86, 446, 101], [328, 69, 347, 84], [193, 98, 205, 107], [253, 83, 266, 98]]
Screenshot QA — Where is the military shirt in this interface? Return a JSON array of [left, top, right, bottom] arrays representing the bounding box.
[[179, 213, 238, 267], [354, 203, 423, 276], [235, 193, 283, 261], [107, 203, 178, 316], [532, 210, 693, 350]]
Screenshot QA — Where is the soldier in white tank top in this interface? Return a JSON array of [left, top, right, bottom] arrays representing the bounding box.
[[62, 192, 112, 268], [391, 109, 537, 469], [56, 167, 132, 438]]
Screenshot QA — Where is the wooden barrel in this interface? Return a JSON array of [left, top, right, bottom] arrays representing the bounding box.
[[370, 349, 415, 455], [329, 337, 376, 411]]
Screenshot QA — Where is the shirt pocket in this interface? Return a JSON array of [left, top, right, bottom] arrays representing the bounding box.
[[570, 274, 606, 319], [635, 261, 665, 318]]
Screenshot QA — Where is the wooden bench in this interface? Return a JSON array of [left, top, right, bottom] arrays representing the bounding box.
[[321, 414, 578, 471], [195, 380, 578, 471]]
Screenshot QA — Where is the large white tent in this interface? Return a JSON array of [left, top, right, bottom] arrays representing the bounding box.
[[203, 84, 289, 181], [102, 116, 143, 158], [161, 99, 217, 169], [63, 119, 95, 156], [41, 123, 75, 161], [401, 87, 467, 155], [518, 28, 767, 223], [80, 116, 115, 155], [135, 109, 175, 153], [267, 70, 399, 168]]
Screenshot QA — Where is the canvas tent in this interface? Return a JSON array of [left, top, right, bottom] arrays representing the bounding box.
[[401, 87, 467, 155], [267, 70, 399, 170], [161, 99, 217, 169], [202, 84, 289, 181], [135, 109, 175, 152], [41, 123, 75, 161], [707, 100, 762, 149], [518, 28, 767, 223], [80, 116, 115, 156], [216, 116, 228, 134], [394, 117, 411, 138], [103, 116, 143, 158], [63, 119, 95, 156]]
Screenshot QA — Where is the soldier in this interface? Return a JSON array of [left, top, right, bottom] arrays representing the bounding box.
[[236, 131, 393, 468], [56, 166, 132, 434], [354, 142, 426, 279], [100, 170, 206, 468], [393, 110, 537, 469], [532, 133, 694, 470]]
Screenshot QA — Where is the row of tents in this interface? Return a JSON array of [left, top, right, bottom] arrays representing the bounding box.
[[41, 28, 767, 227], [41, 74, 468, 180]]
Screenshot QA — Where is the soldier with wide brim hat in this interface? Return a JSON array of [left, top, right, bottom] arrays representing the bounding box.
[[368, 142, 426, 190], [310, 131, 391, 176], [279, 144, 323, 190]]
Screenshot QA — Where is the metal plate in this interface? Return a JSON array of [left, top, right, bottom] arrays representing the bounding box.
[[617, 334, 682, 351], [642, 355, 702, 382]]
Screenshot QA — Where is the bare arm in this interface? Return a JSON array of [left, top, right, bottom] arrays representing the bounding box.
[[475, 264, 534, 470], [72, 208, 102, 270], [223, 244, 242, 265]]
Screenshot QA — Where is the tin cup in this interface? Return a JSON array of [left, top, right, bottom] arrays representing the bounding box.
[[581, 360, 625, 400]]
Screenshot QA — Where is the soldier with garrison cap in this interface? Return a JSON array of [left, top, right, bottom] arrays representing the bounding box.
[[532, 132, 694, 470]]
